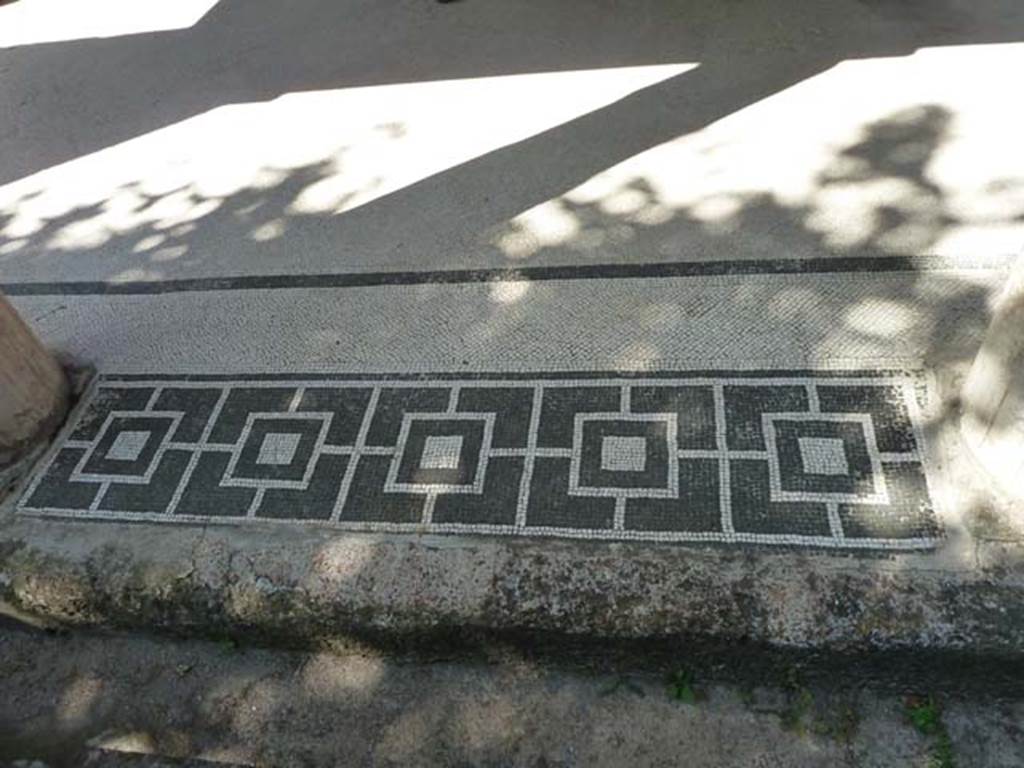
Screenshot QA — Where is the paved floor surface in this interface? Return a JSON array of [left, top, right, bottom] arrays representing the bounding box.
[[2, 0, 1023, 284], [2, 620, 1024, 768], [3, 0, 1024, 553], [3, 4, 1024, 758]]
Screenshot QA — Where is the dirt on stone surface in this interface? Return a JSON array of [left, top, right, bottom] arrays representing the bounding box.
[[1, 618, 1023, 768]]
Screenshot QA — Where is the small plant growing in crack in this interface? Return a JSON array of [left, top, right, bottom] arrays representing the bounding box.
[[668, 667, 699, 704], [780, 687, 814, 735], [213, 635, 239, 654], [904, 695, 956, 768]]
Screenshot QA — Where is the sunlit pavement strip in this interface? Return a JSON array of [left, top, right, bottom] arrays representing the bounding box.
[[18, 371, 939, 550]]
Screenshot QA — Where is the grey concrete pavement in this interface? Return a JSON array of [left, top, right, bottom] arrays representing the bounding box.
[[1, 0, 1023, 286], [3, 621, 1024, 767]]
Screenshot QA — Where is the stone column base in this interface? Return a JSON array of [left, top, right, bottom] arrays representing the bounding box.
[[0, 294, 68, 479], [962, 256, 1024, 499]]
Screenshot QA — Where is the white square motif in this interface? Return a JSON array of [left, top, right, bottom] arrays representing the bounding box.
[[798, 436, 849, 476], [421, 435, 463, 470], [257, 432, 302, 465], [107, 430, 151, 462], [601, 436, 648, 472]]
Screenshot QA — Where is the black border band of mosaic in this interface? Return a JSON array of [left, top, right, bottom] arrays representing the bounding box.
[[2, 253, 1014, 297], [16, 371, 942, 551]]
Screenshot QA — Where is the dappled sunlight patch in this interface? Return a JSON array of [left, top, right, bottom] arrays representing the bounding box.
[[151, 195, 223, 233], [873, 220, 943, 254], [449, 695, 523, 754], [288, 171, 382, 217], [807, 177, 946, 253], [914, 269, 996, 303], [0, 61, 703, 279], [489, 280, 530, 305], [150, 244, 189, 263], [600, 187, 650, 217], [46, 218, 115, 251], [308, 537, 380, 582], [614, 340, 661, 371], [97, 186, 153, 229], [0, 177, 227, 255], [250, 220, 287, 243], [246, 167, 290, 194], [687, 194, 745, 224], [57, 674, 103, 726], [496, 192, 659, 261], [0, 37, 1019, 289], [801, 267, 1001, 385], [169, 222, 198, 238], [844, 299, 918, 338], [931, 223, 1024, 257], [108, 267, 165, 284], [375, 706, 437, 764], [0, 197, 49, 240], [201, 675, 283, 744], [131, 234, 167, 254], [299, 654, 386, 700], [496, 201, 581, 260], [198, 746, 252, 766], [0, 237, 26, 257], [487, 43, 1024, 267]]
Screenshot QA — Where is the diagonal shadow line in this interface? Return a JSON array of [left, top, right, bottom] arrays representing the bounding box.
[[0, 54, 841, 283], [4, 0, 1022, 189], [0, 52, 887, 284], [285, 54, 841, 267]]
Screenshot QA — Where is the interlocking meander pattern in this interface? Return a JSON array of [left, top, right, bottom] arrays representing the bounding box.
[[17, 372, 941, 550]]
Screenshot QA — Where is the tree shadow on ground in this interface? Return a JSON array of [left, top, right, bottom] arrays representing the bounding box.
[[3, 588, 1024, 766], [2, 3, 1024, 765], [2, 0, 1022, 202], [6, 102, 1022, 399], [3, 93, 1023, 538]]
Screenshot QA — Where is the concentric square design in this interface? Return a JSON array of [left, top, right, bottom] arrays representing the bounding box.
[[72, 412, 182, 483], [222, 412, 333, 490], [421, 435, 464, 470], [763, 414, 887, 504], [256, 432, 303, 466], [798, 437, 849, 475], [385, 414, 494, 494], [570, 414, 678, 499], [602, 436, 647, 472], [107, 431, 152, 462], [18, 373, 941, 551]]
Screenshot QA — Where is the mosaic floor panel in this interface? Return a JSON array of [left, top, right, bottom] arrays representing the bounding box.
[[17, 372, 941, 550]]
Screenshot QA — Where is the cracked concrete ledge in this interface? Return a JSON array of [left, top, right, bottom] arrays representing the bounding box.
[[3, 509, 1024, 688], [2, 357, 1022, 687]]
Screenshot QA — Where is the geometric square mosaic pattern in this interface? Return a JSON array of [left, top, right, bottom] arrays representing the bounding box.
[[17, 372, 941, 550]]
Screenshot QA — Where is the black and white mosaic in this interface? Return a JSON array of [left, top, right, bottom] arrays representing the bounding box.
[[17, 372, 941, 550]]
